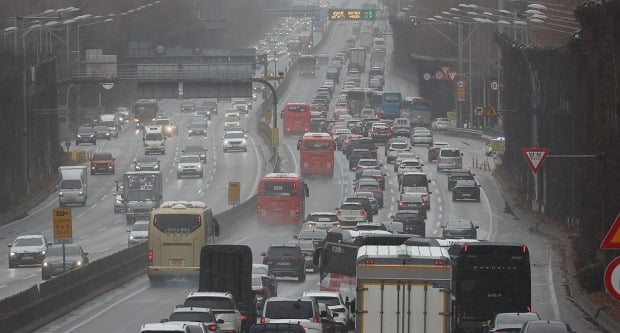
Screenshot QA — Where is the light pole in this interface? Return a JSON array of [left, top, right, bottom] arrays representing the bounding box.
[[76, 18, 115, 71]]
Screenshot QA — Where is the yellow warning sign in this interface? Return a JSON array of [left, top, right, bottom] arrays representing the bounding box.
[[53, 208, 73, 244], [228, 182, 241, 205], [457, 86, 465, 102], [271, 128, 279, 148], [485, 105, 498, 116]]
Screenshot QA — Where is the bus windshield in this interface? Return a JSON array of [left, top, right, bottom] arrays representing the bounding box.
[[153, 214, 201, 233], [261, 181, 295, 195], [303, 140, 332, 151]]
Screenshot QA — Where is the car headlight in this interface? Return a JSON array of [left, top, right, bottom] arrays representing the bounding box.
[[129, 235, 135, 240], [59, 191, 64, 196], [89, 135, 94, 138], [177, 165, 183, 170], [105, 133, 110, 136], [76, 135, 82, 138], [41, 250, 46, 255], [75, 261, 82, 266], [189, 129, 193, 133], [153, 165, 159, 170], [241, 139, 247, 145], [42, 261, 48, 267], [135, 166, 141, 170], [197, 164, 202, 170], [10, 252, 16, 257]]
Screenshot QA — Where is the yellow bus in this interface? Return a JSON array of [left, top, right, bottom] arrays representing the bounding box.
[[147, 201, 220, 283]]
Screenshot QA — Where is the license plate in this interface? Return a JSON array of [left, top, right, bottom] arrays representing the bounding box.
[[169, 259, 184, 266], [22, 255, 33, 260], [277, 262, 291, 266], [462, 193, 471, 197]]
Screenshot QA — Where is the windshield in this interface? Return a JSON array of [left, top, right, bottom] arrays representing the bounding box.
[[14, 238, 43, 247], [265, 301, 314, 319], [169, 311, 214, 323], [184, 297, 234, 310], [441, 149, 461, 157], [358, 160, 378, 166], [126, 190, 154, 202], [48, 245, 81, 256], [180, 156, 200, 163], [77, 128, 92, 134], [391, 143, 408, 149], [314, 297, 340, 306], [132, 223, 149, 232], [60, 179, 82, 190], [303, 140, 332, 151], [154, 214, 201, 233], [145, 133, 162, 141], [225, 132, 245, 139]]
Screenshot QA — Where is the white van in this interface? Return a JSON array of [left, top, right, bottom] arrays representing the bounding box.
[[437, 147, 463, 172], [360, 108, 377, 119], [99, 114, 119, 138], [143, 125, 165, 154]]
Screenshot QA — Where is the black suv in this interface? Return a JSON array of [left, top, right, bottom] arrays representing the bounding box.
[[261, 243, 306, 282], [452, 180, 481, 202], [350, 138, 378, 159], [441, 219, 478, 239], [391, 210, 426, 237], [343, 196, 374, 221], [349, 149, 374, 170], [76, 126, 96, 145], [447, 169, 475, 191]]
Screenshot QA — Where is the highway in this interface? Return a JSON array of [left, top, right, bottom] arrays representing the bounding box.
[[34, 11, 603, 333], [0, 4, 603, 333]]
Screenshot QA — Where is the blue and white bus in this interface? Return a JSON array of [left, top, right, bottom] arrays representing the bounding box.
[[379, 92, 402, 120]]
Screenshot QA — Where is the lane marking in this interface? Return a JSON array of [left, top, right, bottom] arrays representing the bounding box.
[[97, 227, 107, 233], [0, 284, 7, 289], [21, 274, 36, 280], [100, 195, 108, 201], [76, 212, 85, 218], [80, 235, 89, 239], [90, 203, 98, 209], [64, 285, 149, 333], [547, 248, 561, 320]]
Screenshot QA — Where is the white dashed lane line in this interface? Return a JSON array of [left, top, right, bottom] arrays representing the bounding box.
[[100, 194, 108, 201]]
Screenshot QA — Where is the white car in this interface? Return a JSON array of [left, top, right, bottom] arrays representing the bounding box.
[[177, 154, 203, 178], [183, 292, 242, 333], [303, 212, 341, 230], [302, 290, 352, 329], [8, 235, 49, 268], [397, 158, 424, 178], [335, 202, 368, 225], [127, 220, 149, 246], [431, 118, 453, 130], [222, 130, 248, 152], [411, 130, 433, 146], [224, 119, 241, 131]]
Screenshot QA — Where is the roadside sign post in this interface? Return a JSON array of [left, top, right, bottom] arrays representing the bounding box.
[[53, 208, 73, 273], [604, 257, 620, 301], [228, 182, 241, 206], [474, 106, 484, 116]]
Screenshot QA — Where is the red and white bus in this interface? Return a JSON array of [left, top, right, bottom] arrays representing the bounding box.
[[298, 133, 335, 177], [282, 103, 311, 135], [257, 173, 309, 224]]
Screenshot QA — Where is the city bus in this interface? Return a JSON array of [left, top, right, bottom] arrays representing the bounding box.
[[133, 99, 159, 129], [402, 96, 432, 127], [282, 103, 311, 135], [380, 92, 402, 120], [297, 132, 335, 177], [315, 230, 413, 302], [256, 173, 309, 224], [453, 242, 532, 332], [298, 54, 317, 76], [147, 201, 220, 283]]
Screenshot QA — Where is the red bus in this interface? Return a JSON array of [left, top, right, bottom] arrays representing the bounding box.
[[257, 173, 309, 224], [282, 103, 311, 135], [297, 133, 335, 177]]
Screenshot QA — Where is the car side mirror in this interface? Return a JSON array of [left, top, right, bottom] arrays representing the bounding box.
[[440, 225, 445, 228], [260, 252, 266, 256], [8, 244, 12, 248], [83, 252, 89, 256], [297, 140, 301, 150], [47, 242, 53, 246], [175, 304, 183, 308], [428, 180, 431, 183], [428, 191, 433, 194], [475, 226, 479, 229], [160, 319, 168, 323], [334, 207, 339, 210], [293, 235, 299, 239], [320, 310, 327, 317], [126, 228, 131, 232], [389, 215, 394, 219]]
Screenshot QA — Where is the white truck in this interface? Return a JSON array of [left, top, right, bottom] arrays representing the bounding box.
[[58, 166, 88, 207], [359, 30, 373, 50], [349, 48, 367, 73], [143, 125, 166, 154], [355, 245, 452, 333]]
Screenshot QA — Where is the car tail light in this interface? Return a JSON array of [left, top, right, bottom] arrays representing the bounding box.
[[359, 210, 366, 216], [260, 317, 266, 324], [255, 288, 265, 295], [292, 256, 300, 261], [241, 314, 248, 321], [398, 202, 405, 208], [312, 317, 319, 323], [207, 324, 218, 331], [147, 250, 153, 263], [364, 259, 375, 264], [336, 210, 342, 216]]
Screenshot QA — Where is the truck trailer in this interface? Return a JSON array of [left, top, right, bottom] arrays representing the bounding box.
[[355, 245, 452, 333]]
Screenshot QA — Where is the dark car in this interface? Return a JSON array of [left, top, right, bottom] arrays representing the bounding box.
[[294, 240, 317, 273], [252, 264, 278, 297], [261, 243, 306, 282], [358, 169, 386, 190], [391, 210, 426, 236], [253, 274, 277, 314], [41, 244, 89, 280], [452, 179, 481, 202], [201, 100, 218, 114], [519, 320, 574, 333], [76, 126, 96, 145], [342, 197, 374, 220], [397, 192, 428, 217], [311, 117, 327, 132], [348, 149, 374, 170], [447, 169, 475, 191], [370, 125, 392, 143], [134, 155, 160, 171], [90, 152, 115, 175], [181, 102, 196, 113], [195, 106, 212, 120], [189, 120, 208, 137], [296, 229, 328, 249], [183, 145, 208, 163], [350, 138, 378, 159], [441, 219, 478, 239], [353, 178, 384, 208], [489, 312, 541, 333]]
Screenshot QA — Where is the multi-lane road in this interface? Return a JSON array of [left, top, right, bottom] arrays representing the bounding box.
[[0, 5, 605, 333]]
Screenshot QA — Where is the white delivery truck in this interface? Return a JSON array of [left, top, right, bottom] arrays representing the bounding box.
[[143, 125, 166, 154], [355, 245, 452, 333], [58, 166, 88, 207]]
